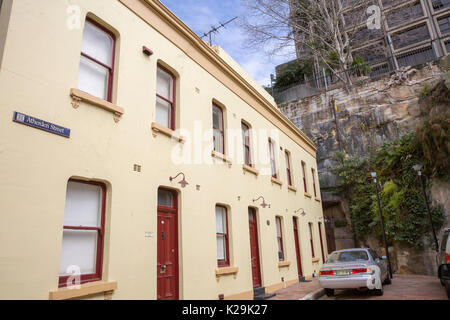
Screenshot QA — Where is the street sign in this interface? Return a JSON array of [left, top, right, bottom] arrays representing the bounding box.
[[12, 111, 70, 138]]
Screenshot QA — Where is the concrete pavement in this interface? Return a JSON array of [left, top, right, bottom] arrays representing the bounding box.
[[267, 274, 448, 300], [320, 274, 448, 300]]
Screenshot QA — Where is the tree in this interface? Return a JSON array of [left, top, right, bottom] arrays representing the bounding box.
[[240, 0, 384, 90]]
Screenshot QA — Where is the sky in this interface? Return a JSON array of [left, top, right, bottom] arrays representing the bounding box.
[[160, 0, 295, 87]]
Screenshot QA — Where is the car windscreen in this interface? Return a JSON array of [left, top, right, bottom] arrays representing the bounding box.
[[326, 250, 369, 263]]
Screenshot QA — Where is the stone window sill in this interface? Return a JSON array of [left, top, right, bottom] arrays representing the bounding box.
[[315, 197, 321, 202], [151, 122, 185, 143], [271, 177, 283, 186], [215, 266, 239, 277], [278, 261, 291, 268], [70, 88, 124, 123], [211, 150, 232, 164], [288, 185, 297, 192], [312, 257, 320, 263], [242, 164, 259, 176], [304, 192, 312, 199], [49, 280, 117, 300]]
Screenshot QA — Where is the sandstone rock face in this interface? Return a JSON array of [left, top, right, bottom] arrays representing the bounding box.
[[279, 60, 449, 275], [279, 62, 444, 200]]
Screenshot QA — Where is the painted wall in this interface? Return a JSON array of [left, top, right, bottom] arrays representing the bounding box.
[[0, 0, 326, 299]]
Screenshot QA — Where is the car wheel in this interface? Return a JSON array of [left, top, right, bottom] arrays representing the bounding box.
[[384, 273, 392, 285], [372, 276, 384, 296], [324, 288, 334, 297], [372, 287, 383, 296]]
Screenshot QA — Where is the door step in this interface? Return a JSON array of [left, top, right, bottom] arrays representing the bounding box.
[[299, 276, 311, 282], [253, 286, 276, 300]]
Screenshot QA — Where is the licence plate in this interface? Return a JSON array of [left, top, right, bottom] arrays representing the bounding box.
[[336, 270, 351, 276]]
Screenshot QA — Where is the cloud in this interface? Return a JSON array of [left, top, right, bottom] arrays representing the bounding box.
[[160, 0, 295, 87]]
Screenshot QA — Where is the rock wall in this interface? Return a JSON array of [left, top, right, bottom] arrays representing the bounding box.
[[279, 58, 449, 275]]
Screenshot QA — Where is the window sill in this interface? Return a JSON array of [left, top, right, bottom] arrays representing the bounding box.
[[312, 257, 320, 263], [271, 177, 283, 186], [288, 185, 297, 193], [70, 88, 124, 123], [278, 261, 291, 268], [242, 164, 259, 176], [315, 197, 321, 202], [49, 280, 117, 300], [304, 192, 312, 199], [211, 150, 232, 164], [151, 122, 185, 143], [215, 266, 239, 277]]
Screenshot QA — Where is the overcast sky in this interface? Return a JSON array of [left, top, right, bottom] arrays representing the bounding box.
[[160, 0, 295, 87]]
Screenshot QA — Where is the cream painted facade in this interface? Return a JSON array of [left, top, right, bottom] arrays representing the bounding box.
[[0, 0, 326, 300]]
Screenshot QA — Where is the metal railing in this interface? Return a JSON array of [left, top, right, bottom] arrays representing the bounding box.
[[273, 37, 448, 103]]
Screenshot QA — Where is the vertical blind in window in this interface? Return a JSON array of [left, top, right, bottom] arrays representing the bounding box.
[[269, 140, 277, 178], [276, 217, 284, 261], [285, 151, 292, 186], [213, 105, 224, 154], [216, 206, 228, 266], [302, 162, 308, 193], [242, 122, 251, 166], [60, 181, 104, 279], [78, 20, 114, 101], [156, 67, 175, 129]]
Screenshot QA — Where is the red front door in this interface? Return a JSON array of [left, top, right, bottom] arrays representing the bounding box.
[[157, 189, 178, 300], [293, 217, 303, 277], [248, 208, 262, 288]]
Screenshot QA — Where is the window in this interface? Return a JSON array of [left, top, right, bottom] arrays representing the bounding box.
[[276, 217, 284, 261], [432, 0, 450, 11], [242, 122, 251, 166], [59, 180, 106, 287], [216, 205, 229, 267], [269, 139, 277, 178], [309, 222, 315, 258], [301, 162, 308, 193], [213, 104, 225, 154], [326, 250, 369, 263], [78, 19, 115, 102], [156, 66, 176, 129], [311, 168, 317, 198], [438, 16, 450, 35], [285, 151, 292, 186]]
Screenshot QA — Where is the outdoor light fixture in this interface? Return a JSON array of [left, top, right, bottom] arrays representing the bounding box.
[[253, 196, 270, 208], [413, 164, 422, 175], [169, 172, 189, 188], [413, 163, 439, 251], [370, 171, 393, 279], [295, 208, 306, 216]]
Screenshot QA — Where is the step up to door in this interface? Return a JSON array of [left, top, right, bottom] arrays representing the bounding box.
[[253, 286, 276, 300], [299, 276, 311, 282]]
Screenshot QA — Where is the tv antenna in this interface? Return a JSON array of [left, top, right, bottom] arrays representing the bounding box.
[[201, 16, 238, 46]]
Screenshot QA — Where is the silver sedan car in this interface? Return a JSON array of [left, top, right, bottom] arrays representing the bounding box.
[[319, 248, 391, 296]]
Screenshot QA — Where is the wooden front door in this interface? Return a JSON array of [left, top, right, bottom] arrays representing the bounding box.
[[157, 189, 178, 300], [293, 217, 303, 277], [248, 208, 262, 288]]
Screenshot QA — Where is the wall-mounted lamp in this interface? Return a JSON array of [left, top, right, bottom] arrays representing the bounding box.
[[413, 164, 422, 176], [295, 208, 305, 216], [169, 172, 189, 188], [253, 196, 270, 208]]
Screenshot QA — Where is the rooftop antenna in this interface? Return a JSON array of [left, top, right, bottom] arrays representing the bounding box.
[[201, 16, 238, 46]]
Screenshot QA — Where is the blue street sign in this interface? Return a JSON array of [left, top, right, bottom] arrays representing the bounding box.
[[12, 112, 71, 138]]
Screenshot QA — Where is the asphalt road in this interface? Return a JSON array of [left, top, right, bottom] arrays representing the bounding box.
[[319, 274, 448, 300]]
